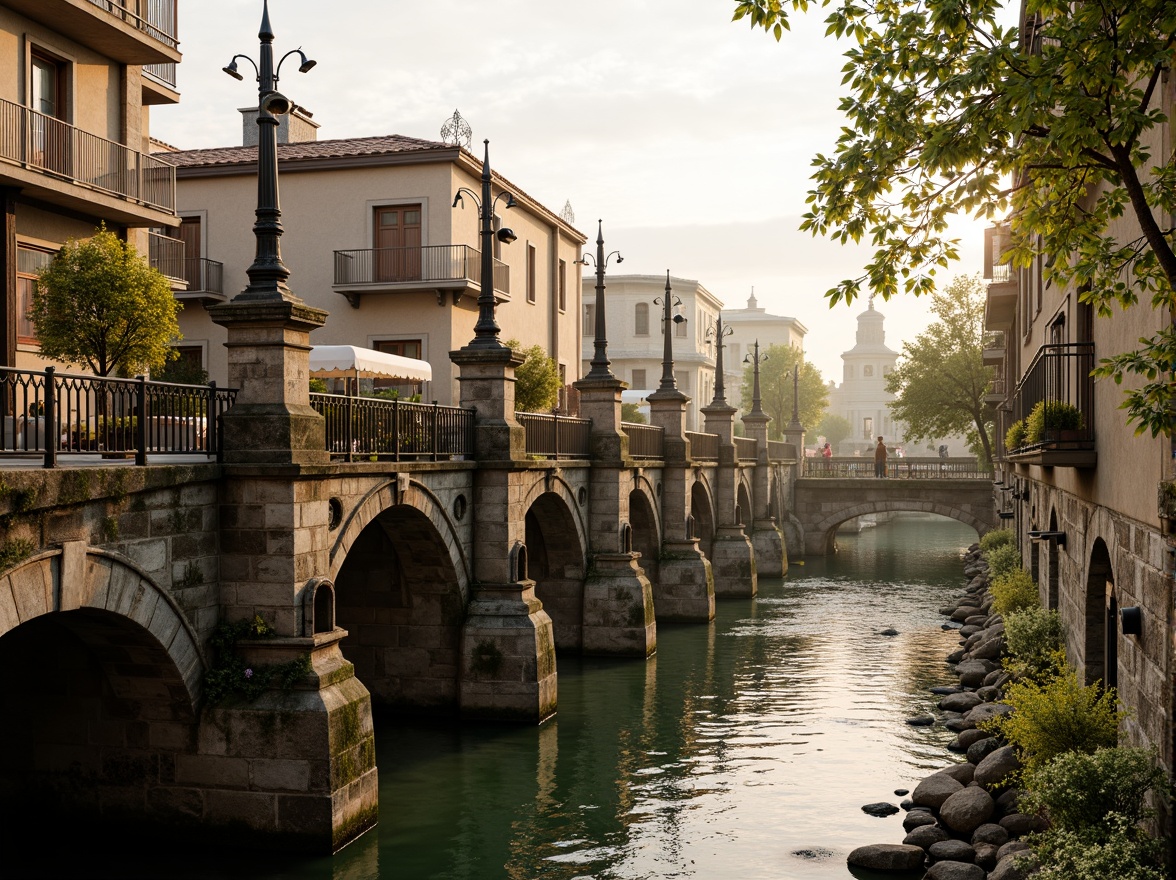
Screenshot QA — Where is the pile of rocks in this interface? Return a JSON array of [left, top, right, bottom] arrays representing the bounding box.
[[848, 542, 1038, 880]]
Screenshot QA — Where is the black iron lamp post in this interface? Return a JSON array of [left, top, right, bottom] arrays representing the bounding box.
[[743, 340, 768, 417], [706, 313, 733, 405], [452, 140, 518, 350], [788, 361, 802, 429], [653, 271, 686, 391], [575, 220, 623, 380], [221, 0, 316, 302]]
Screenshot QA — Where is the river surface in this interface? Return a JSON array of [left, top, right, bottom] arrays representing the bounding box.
[[23, 516, 974, 879]]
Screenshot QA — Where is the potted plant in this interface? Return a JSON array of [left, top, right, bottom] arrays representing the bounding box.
[[1005, 418, 1028, 452], [1026, 400, 1084, 444]]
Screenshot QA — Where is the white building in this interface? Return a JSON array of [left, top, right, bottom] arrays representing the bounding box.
[[719, 289, 808, 405]]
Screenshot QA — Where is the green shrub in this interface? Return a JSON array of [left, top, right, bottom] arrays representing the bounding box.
[[1005, 418, 1028, 451], [1021, 747, 1166, 832], [1004, 606, 1066, 677], [1026, 400, 1084, 444], [1029, 813, 1165, 880], [991, 568, 1040, 615], [980, 529, 1015, 553], [984, 666, 1123, 772], [985, 542, 1022, 579]]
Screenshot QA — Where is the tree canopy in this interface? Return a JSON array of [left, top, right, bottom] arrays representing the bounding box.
[[507, 340, 562, 413], [32, 227, 182, 377], [733, 0, 1176, 436], [739, 343, 828, 437], [885, 275, 995, 462], [815, 412, 852, 448]]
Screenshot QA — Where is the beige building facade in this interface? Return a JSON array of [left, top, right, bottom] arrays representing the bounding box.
[[0, 0, 181, 370], [719, 289, 807, 407], [163, 126, 585, 406]]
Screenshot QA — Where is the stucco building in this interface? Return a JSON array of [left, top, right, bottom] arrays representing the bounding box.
[[161, 115, 585, 406], [719, 289, 807, 406], [0, 0, 181, 370]]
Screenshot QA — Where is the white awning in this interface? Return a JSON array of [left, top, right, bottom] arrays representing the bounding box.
[[309, 345, 432, 382]]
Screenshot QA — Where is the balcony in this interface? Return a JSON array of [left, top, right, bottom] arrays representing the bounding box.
[[332, 244, 510, 309], [984, 272, 1017, 331], [1005, 342, 1096, 468], [4, 0, 181, 65], [147, 232, 226, 303], [982, 331, 1006, 366], [142, 62, 180, 105], [983, 376, 1007, 405], [148, 231, 185, 286], [0, 98, 177, 224]]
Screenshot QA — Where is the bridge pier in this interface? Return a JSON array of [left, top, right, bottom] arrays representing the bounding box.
[[740, 382, 786, 578], [702, 400, 756, 598]]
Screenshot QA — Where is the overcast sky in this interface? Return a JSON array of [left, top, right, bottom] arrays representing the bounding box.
[[152, 0, 988, 382]]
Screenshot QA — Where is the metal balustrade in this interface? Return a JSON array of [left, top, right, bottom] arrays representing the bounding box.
[[148, 231, 185, 282], [734, 436, 758, 461], [181, 258, 225, 297], [518, 412, 591, 459], [143, 62, 177, 88], [686, 431, 719, 461], [805, 457, 993, 479], [0, 98, 176, 212], [84, 0, 179, 48], [0, 366, 235, 466], [1008, 342, 1094, 453], [622, 422, 664, 459], [310, 394, 474, 462], [333, 244, 510, 294]]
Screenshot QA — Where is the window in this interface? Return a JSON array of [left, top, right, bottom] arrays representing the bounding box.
[[526, 244, 536, 304], [373, 338, 424, 397], [31, 54, 65, 119], [631, 368, 647, 389], [558, 259, 566, 312], [30, 52, 69, 175], [16, 245, 55, 343], [863, 365, 874, 377], [583, 304, 595, 336], [635, 302, 649, 336]]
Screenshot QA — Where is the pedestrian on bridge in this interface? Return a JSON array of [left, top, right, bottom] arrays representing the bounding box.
[[874, 436, 888, 478]]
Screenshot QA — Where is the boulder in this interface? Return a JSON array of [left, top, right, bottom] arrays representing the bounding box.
[[976, 685, 1001, 702], [930, 685, 963, 695], [846, 844, 925, 872], [862, 802, 900, 817], [994, 788, 1022, 817], [946, 648, 967, 664], [938, 786, 995, 834], [924, 861, 986, 880], [894, 788, 909, 796], [999, 812, 1044, 837], [939, 606, 959, 616], [973, 843, 999, 871], [996, 840, 1032, 861], [912, 773, 964, 809], [956, 728, 992, 750], [944, 716, 976, 732], [951, 606, 981, 622], [970, 635, 1005, 661], [971, 823, 1010, 847], [964, 614, 989, 627], [982, 668, 1005, 687], [974, 745, 1021, 790], [956, 659, 995, 687], [903, 823, 949, 850], [967, 736, 1004, 765], [959, 624, 981, 638], [990, 852, 1034, 880], [903, 810, 938, 831], [965, 701, 1013, 727], [928, 839, 976, 863], [939, 692, 983, 712], [936, 763, 975, 785], [946, 736, 965, 753], [906, 715, 936, 726]]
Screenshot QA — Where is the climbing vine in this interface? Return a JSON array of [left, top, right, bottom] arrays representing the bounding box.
[[203, 615, 312, 704]]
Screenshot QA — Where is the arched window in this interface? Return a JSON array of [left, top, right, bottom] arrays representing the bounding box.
[[635, 302, 649, 336]]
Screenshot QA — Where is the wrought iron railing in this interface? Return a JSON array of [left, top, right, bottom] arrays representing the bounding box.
[[517, 412, 591, 459], [735, 436, 758, 461], [0, 366, 234, 467], [84, 0, 179, 49], [804, 457, 993, 479], [333, 244, 510, 294], [1007, 342, 1094, 453], [622, 422, 664, 459], [990, 263, 1013, 284], [180, 258, 225, 297], [148, 230, 185, 282], [0, 98, 176, 212], [686, 431, 719, 461], [310, 394, 474, 462]]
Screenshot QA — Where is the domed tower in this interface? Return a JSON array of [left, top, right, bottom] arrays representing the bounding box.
[[827, 297, 904, 453]]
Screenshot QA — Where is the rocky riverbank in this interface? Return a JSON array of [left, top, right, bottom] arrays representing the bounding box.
[[847, 542, 1037, 880]]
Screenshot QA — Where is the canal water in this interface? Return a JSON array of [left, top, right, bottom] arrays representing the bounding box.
[[21, 515, 974, 880]]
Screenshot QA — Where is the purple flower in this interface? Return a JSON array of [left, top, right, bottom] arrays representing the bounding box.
[[244, 668, 254, 679]]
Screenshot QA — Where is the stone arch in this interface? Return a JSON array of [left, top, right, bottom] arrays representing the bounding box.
[[521, 471, 590, 553], [0, 546, 203, 828], [736, 477, 753, 527], [1083, 536, 1115, 689], [525, 489, 587, 651], [333, 501, 467, 713], [629, 485, 661, 586], [807, 501, 987, 555], [690, 477, 716, 558]]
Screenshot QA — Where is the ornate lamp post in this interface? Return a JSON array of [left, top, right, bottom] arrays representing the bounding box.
[[653, 271, 686, 391], [576, 220, 623, 380], [221, 0, 316, 302], [789, 361, 802, 429], [453, 140, 518, 350], [705, 313, 733, 406], [744, 340, 769, 418]]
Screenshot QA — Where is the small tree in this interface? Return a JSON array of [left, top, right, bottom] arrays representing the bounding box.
[[621, 402, 647, 424], [815, 413, 852, 448], [32, 227, 182, 376], [739, 343, 828, 438], [507, 340, 561, 413]]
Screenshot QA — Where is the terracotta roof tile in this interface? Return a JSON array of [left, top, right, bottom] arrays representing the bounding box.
[[161, 133, 451, 167]]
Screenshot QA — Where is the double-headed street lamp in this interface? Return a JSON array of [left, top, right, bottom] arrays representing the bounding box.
[[453, 141, 518, 350], [744, 340, 768, 417], [653, 271, 686, 392], [221, 0, 316, 302], [706, 313, 733, 405], [576, 220, 623, 380]]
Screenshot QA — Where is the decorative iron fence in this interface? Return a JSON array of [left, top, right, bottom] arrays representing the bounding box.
[[0, 366, 235, 467], [310, 394, 474, 462], [1007, 342, 1094, 453], [734, 436, 758, 461], [0, 98, 176, 212], [805, 457, 993, 479], [333, 244, 510, 294], [622, 422, 664, 459], [84, 0, 179, 48], [518, 412, 591, 459], [686, 431, 719, 461]]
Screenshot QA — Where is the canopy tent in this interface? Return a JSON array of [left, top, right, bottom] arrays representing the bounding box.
[[309, 345, 432, 383]]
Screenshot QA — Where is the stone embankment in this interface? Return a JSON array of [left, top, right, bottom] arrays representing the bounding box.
[[847, 543, 1037, 880]]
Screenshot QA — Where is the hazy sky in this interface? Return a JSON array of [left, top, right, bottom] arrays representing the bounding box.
[[152, 0, 988, 383]]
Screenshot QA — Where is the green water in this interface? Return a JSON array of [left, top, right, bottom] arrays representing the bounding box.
[[19, 516, 974, 879]]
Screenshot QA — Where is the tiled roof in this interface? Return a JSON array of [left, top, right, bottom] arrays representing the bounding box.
[[161, 134, 452, 167]]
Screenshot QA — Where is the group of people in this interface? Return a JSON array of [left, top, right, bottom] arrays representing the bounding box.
[[818, 436, 899, 477]]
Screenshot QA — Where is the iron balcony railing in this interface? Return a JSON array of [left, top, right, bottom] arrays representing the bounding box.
[[84, 0, 179, 49], [181, 258, 225, 297], [686, 431, 719, 461], [805, 457, 994, 479], [518, 412, 591, 460], [310, 394, 474, 462], [333, 244, 511, 294], [990, 264, 1013, 284], [148, 230, 185, 282], [1008, 342, 1095, 452], [622, 422, 664, 459], [0, 366, 235, 467], [143, 62, 177, 88], [735, 436, 758, 461], [0, 98, 176, 212]]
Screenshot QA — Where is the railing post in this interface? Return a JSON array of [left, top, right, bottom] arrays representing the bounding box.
[[207, 380, 218, 458], [345, 394, 355, 462], [431, 400, 439, 461], [43, 366, 57, 469], [135, 374, 148, 466], [392, 397, 400, 461]]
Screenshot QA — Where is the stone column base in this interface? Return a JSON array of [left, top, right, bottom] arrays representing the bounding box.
[[654, 539, 715, 622], [711, 525, 757, 597], [195, 631, 377, 854], [460, 580, 557, 723], [751, 518, 787, 578], [582, 553, 656, 657]]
